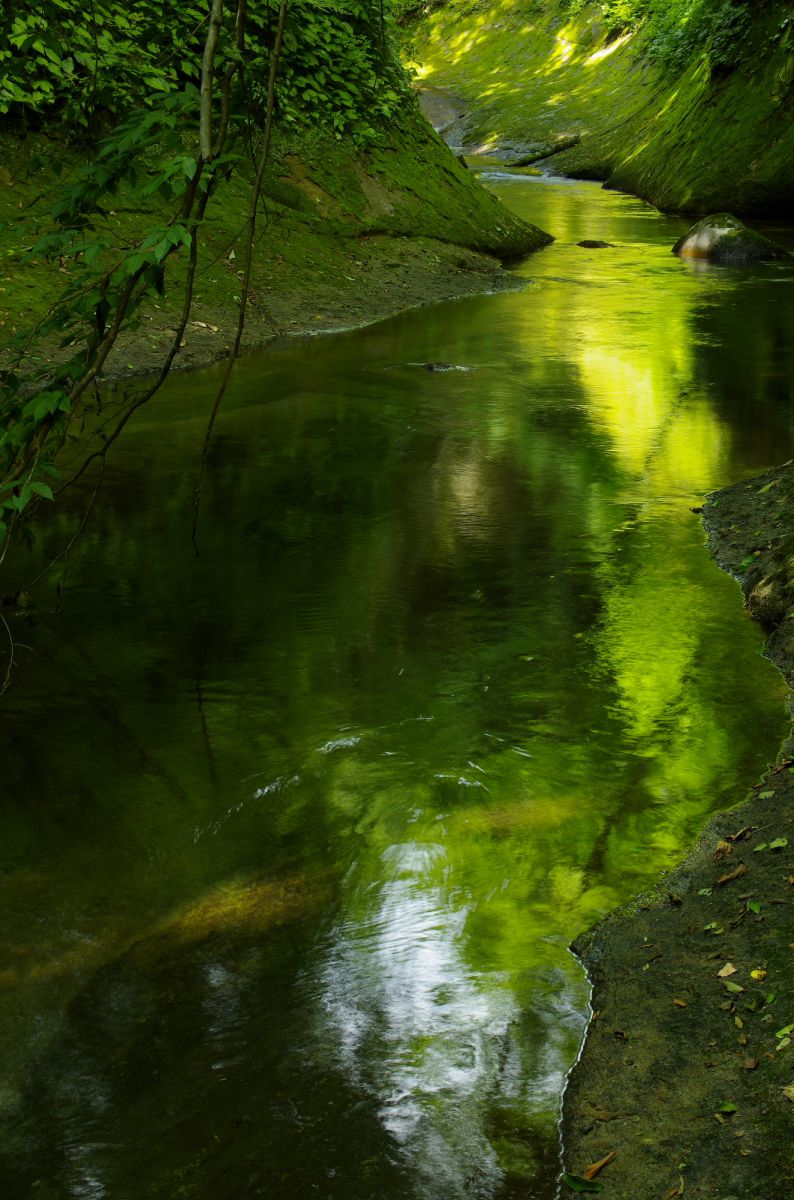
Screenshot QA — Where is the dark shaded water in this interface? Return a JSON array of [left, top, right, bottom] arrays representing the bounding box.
[[1, 174, 793, 1199]]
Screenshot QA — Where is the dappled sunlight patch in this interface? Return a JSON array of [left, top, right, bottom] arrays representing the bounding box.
[[585, 30, 636, 66]]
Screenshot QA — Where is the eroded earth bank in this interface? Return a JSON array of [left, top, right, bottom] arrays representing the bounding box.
[[561, 466, 794, 1197]]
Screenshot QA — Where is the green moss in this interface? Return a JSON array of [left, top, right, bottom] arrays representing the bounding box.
[[0, 106, 550, 370], [407, 0, 794, 215]]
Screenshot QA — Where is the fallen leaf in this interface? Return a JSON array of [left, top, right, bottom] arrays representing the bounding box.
[[742, 1058, 759, 1070], [583, 1151, 616, 1181], [717, 864, 748, 886], [781, 1083, 794, 1102], [718, 1101, 738, 1114], [562, 1172, 602, 1194], [723, 981, 745, 994], [747, 901, 763, 915], [667, 1175, 685, 1198], [735, 1016, 744, 1029], [673, 998, 688, 1008], [758, 791, 775, 800], [770, 838, 789, 850], [718, 963, 738, 978], [751, 968, 768, 980], [727, 827, 754, 843], [714, 840, 733, 862]]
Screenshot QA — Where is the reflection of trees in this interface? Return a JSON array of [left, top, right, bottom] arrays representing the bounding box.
[[0, 232, 789, 1197]]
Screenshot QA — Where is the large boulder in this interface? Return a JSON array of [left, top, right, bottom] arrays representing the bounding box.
[[672, 213, 789, 264]]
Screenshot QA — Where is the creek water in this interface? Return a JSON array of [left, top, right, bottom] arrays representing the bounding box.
[[2, 173, 794, 1200]]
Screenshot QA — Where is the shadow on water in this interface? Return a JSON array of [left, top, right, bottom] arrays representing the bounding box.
[[1, 174, 793, 1198]]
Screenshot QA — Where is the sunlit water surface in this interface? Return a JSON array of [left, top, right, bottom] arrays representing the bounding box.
[[1, 174, 794, 1199]]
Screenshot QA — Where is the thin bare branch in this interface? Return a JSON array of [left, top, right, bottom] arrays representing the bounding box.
[[192, 0, 288, 552], [0, 614, 15, 697], [200, 0, 226, 161]]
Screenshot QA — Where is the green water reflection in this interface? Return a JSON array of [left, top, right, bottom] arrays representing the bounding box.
[[1, 176, 793, 1199]]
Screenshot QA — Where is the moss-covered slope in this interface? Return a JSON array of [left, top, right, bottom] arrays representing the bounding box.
[[408, 0, 794, 215], [0, 106, 551, 376]]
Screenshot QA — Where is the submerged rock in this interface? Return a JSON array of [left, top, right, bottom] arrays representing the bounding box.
[[577, 239, 614, 249], [672, 213, 789, 264], [419, 361, 472, 372]]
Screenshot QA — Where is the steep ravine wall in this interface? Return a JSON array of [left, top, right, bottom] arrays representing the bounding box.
[[407, 1, 794, 215]]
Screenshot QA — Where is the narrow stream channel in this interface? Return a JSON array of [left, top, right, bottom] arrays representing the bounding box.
[[1, 174, 793, 1199]]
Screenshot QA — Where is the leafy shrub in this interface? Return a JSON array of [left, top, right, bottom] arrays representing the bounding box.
[[560, 0, 752, 74], [647, 0, 751, 74], [0, 0, 410, 140]]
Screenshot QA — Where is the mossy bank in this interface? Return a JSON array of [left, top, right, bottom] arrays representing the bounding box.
[[561, 462, 794, 1196], [0, 108, 551, 379], [406, 0, 794, 215]]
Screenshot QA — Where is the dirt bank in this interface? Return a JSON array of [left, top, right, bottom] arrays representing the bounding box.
[[95, 236, 536, 380], [561, 461, 794, 1197]]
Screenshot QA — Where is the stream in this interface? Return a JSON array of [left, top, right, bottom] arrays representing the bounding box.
[[2, 172, 794, 1199]]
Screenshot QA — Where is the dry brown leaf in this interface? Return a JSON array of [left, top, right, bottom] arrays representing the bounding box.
[[667, 1173, 685, 1197], [742, 1058, 759, 1070], [717, 864, 748, 886], [673, 998, 688, 1008], [583, 1150, 616, 1181], [714, 840, 733, 862], [727, 827, 754, 843], [718, 962, 738, 977]]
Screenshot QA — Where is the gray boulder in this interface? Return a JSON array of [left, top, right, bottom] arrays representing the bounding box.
[[672, 213, 789, 264]]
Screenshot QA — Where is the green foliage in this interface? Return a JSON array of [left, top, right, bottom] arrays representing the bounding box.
[[0, 0, 409, 141], [561, 0, 754, 75], [0, 2, 207, 130], [274, 0, 407, 138], [645, 0, 752, 74], [0, 1, 415, 555]]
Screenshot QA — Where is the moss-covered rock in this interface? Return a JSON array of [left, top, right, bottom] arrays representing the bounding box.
[[672, 213, 790, 264]]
